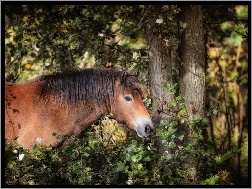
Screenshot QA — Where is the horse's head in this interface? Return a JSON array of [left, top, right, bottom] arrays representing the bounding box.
[[111, 71, 154, 139]]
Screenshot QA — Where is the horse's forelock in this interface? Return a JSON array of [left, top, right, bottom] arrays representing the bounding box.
[[121, 73, 146, 97]]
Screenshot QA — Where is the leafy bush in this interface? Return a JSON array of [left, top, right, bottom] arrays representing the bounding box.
[[5, 125, 153, 185], [5, 116, 239, 185]]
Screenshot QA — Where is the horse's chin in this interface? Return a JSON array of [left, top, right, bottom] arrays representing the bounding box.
[[144, 137, 151, 141], [136, 131, 151, 142], [136, 129, 149, 139]]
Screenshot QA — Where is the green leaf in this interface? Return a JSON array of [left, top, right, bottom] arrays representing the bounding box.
[[166, 153, 172, 161], [180, 119, 185, 124], [168, 102, 176, 108], [168, 141, 176, 148], [178, 134, 184, 141], [132, 156, 138, 162], [212, 109, 218, 115], [143, 156, 151, 162], [178, 107, 186, 116], [44, 146, 52, 151], [116, 162, 126, 172], [32, 144, 41, 154], [163, 83, 169, 89], [169, 83, 178, 94], [155, 130, 164, 137], [83, 152, 90, 157], [51, 154, 59, 161], [160, 119, 168, 127], [167, 127, 177, 138], [169, 121, 178, 127], [200, 175, 219, 185], [176, 95, 185, 103]]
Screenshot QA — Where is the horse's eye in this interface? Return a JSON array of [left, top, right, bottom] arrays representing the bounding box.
[[124, 96, 132, 102]]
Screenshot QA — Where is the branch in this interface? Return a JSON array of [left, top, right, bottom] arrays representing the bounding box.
[[105, 44, 133, 56], [234, 30, 248, 38]]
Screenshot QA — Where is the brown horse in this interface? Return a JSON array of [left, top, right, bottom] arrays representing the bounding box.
[[5, 68, 154, 149]]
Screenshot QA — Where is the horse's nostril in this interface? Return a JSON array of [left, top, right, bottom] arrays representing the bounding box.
[[145, 125, 153, 134]]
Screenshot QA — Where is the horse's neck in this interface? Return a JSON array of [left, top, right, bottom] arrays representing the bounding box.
[[69, 101, 110, 135]]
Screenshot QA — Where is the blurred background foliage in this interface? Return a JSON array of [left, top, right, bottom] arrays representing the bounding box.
[[4, 4, 248, 185], [5, 5, 151, 82]]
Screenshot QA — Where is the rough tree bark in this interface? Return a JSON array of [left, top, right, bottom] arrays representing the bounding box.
[[145, 5, 175, 153], [178, 5, 206, 122], [178, 5, 206, 181]]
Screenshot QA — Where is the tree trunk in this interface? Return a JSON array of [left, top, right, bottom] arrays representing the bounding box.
[[178, 5, 206, 122], [145, 5, 175, 153], [178, 5, 206, 182]]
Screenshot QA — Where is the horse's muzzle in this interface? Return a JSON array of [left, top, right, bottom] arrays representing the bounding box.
[[134, 118, 155, 139]]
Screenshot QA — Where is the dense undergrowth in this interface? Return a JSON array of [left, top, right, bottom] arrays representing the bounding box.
[[5, 116, 241, 186]]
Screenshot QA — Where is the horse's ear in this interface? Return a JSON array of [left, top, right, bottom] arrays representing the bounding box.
[[132, 69, 140, 77], [120, 71, 128, 84]]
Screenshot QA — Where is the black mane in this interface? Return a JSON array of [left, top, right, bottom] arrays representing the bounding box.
[[37, 68, 142, 106]]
